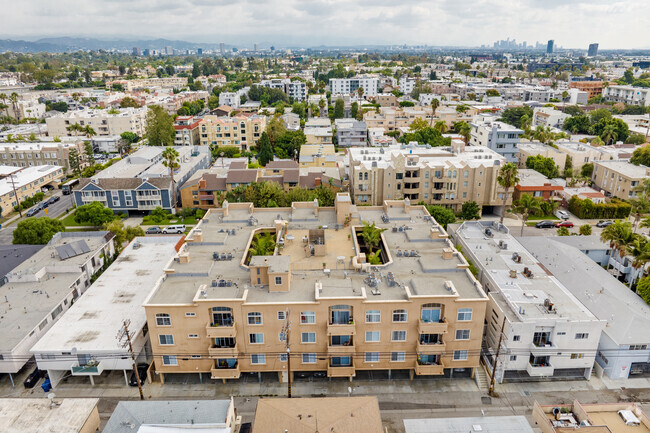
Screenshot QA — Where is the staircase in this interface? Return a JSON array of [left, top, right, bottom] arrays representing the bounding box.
[[475, 364, 489, 392]]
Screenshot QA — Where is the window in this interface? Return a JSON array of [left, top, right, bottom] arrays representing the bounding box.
[[162, 355, 177, 365], [251, 354, 266, 364], [630, 345, 647, 350], [248, 312, 262, 325], [279, 332, 287, 342], [275, 276, 283, 285], [455, 329, 470, 340], [510, 355, 517, 361], [51, 304, 63, 320], [277, 311, 286, 320], [159, 334, 174, 345], [421, 304, 441, 322], [301, 332, 316, 343], [366, 310, 380, 323], [188, 334, 199, 338], [513, 335, 521, 342], [365, 352, 379, 362], [365, 331, 380, 342], [392, 309, 407, 322], [570, 353, 584, 359], [191, 355, 201, 359], [249, 333, 264, 344], [391, 330, 406, 341], [453, 350, 468, 361], [457, 308, 472, 321], [280, 353, 288, 362], [156, 313, 171, 326], [185, 312, 196, 317], [391, 352, 405, 362], [575, 333, 589, 340], [598, 351, 609, 364], [302, 353, 316, 363], [301, 311, 315, 324]]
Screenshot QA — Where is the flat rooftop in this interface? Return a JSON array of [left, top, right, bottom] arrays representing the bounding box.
[[30, 236, 181, 353], [519, 236, 650, 345], [453, 222, 597, 322], [146, 203, 486, 306], [404, 416, 534, 433], [0, 398, 99, 433], [0, 165, 63, 196], [594, 160, 649, 178], [517, 168, 553, 186], [0, 232, 111, 353]]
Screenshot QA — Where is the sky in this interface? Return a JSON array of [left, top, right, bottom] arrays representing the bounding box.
[[1, 0, 649, 49]]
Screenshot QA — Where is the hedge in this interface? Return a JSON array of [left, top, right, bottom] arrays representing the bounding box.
[[568, 196, 631, 219]]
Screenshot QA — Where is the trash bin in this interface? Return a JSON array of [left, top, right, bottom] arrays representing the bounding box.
[[41, 378, 51, 392]]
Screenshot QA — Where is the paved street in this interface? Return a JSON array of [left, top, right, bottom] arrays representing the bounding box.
[[0, 190, 72, 244]]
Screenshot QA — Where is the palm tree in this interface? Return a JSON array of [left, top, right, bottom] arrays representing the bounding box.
[[630, 179, 650, 232], [0, 93, 8, 117], [496, 162, 520, 224], [318, 98, 326, 117], [248, 232, 276, 257], [601, 124, 618, 145], [83, 125, 97, 139], [9, 92, 19, 120], [512, 194, 543, 236], [640, 216, 650, 235], [429, 98, 440, 127], [628, 237, 650, 288], [600, 220, 634, 281], [357, 87, 364, 100], [433, 120, 447, 134], [360, 222, 386, 254], [162, 146, 180, 214], [66, 122, 83, 136]]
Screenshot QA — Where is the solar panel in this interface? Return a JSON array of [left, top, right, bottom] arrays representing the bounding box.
[[55, 240, 91, 260]]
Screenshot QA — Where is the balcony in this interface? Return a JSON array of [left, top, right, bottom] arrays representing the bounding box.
[[328, 343, 355, 356], [71, 361, 104, 376], [416, 340, 446, 354], [327, 361, 356, 378], [206, 323, 237, 338], [417, 319, 448, 335], [526, 362, 554, 377], [327, 321, 356, 336], [198, 194, 214, 200], [208, 343, 239, 358], [414, 360, 444, 376], [211, 363, 241, 380], [530, 342, 556, 356]]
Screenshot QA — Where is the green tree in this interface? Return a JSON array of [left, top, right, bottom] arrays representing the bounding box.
[[145, 105, 175, 146], [589, 108, 612, 124], [626, 133, 647, 145], [581, 163, 594, 178], [120, 97, 141, 108], [453, 121, 471, 144], [162, 146, 180, 211], [360, 222, 387, 253], [257, 132, 273, 166], [485, 89, 500, 97], [499, 106, 534, 128], [557, 227, 570, 236], [84, 142, 95, 166], [636, 276, 650, 305], [68, 148, 81, 176], [513, 194, 543, 236], [248, 232, 276, 257], [460, 201, 481, 220], [600, 220, 635, 280], [579, 224, 593, 235], [74, 201, 116, 226], [593, 118, 629, 143], [563, 115, 591, 134], [526, 155, 560, 179], [425, 205, 456, 229], [13, 218, 65, 245], [350, 102, 358, 119], [497, 162, 520, 224], [333, 98, 345, 119]]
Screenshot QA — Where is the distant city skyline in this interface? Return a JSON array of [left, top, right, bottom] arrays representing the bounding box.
[[1, 0, 649, 50]]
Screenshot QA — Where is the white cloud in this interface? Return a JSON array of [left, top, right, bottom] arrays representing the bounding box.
[[0, 0, 648, 48]]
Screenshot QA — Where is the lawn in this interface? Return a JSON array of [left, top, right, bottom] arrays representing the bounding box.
[[141, 216, 198, 226], [61, 212, 89, 227], [527, 214, 560, 221]]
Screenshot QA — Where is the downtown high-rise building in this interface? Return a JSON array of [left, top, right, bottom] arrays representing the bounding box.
[[588, 43, 599, 57], [546, 40, 554, 54], [220, 43, 225, 54]]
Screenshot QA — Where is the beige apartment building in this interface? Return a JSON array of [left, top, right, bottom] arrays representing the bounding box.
[[349, 141, 510, 213], [591, 160, 650, 199], [199, 115, 266, 150], [0, 165, 65, 216], [143, 194, 488, 383], [46, 107, 147, 137], [299, 144, 338, 168], [364, 107, 432, 132], [0, 141, 87, 173], [106, 77, 189, 92]]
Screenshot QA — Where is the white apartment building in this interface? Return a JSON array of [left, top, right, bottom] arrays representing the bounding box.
[[0, 232, 115, 382], [452, 222, 605, 383], [603, 85, 650, 107], [614, 114, 650, 138], [5, 98, 46, 120], [532, 107, 571, 129], [470, 120, 523, 163], [219, 91, 243, 108], [259, 79, 307, 101], [399, 76, 418, 95], [0, 141, 87, 173], [46, 107, 147, 138], [330, 76, 379, 97]]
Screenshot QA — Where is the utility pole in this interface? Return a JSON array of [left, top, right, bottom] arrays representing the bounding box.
[[280, 309, 292, 398], [117, 319, 144, 400], [488, 316, 507, 397], [8, 173, 22, 218]]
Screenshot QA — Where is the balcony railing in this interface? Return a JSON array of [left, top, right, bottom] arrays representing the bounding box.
[[71, 361, 104, 376], [327, 321, 356, 336], [416, 340, 446, 354], [327, 343, 355, 356], [206, 322, 237, 338], [211, 362, 241, 379], [417, 319, 448, 335], [208, 343, 239, 358], [413, 360, 444, 376], [327, 360, 356, 378], [526, 362, 554, 377]]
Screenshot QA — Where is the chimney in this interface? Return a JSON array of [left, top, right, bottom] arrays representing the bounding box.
[[314, 177, 321, 187]]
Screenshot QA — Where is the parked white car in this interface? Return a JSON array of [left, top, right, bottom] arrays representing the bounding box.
[[162, 224, 186, 234], [555, 210, 570, 220]]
